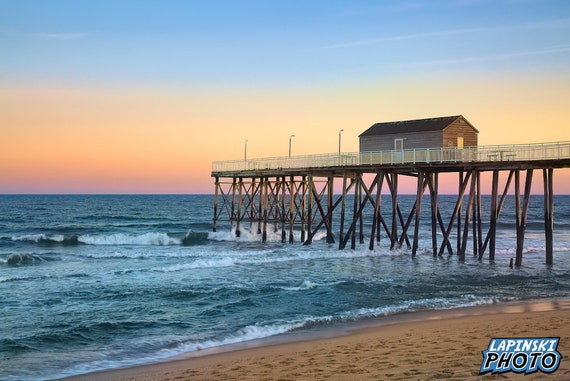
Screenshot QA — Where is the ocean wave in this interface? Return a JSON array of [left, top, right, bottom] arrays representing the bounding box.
[[79, 232, 179, 246], [154, 257, 238, 272], [56, 320, 310, 380], [10, 230, 209, 247], [1, 252, 60, 267], [163, 295, 505, 355], [0, 274, 55, 283], [208, 228, 328, 243], [336, 294, 508, 321], [11, 234, 81, 246], [147, 250, 388, 273], [181, 231, 209, 246]]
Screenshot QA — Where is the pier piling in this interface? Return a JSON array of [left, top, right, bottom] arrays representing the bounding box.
[[212, 142, 570, 265]]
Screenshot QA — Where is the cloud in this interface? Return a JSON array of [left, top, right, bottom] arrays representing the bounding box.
[[316, 18, 570, 50], [31, 32, 88, 40], [0, 28, 89, 40], [318, 28, 480, 50], [404, 44, 570, 67]]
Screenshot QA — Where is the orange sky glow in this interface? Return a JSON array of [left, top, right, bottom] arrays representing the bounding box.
[[2, 71, 569, 194], [2, 2, 569, 194]]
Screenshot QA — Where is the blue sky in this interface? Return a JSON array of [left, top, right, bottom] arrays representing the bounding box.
[[2, 0, 569, 88]]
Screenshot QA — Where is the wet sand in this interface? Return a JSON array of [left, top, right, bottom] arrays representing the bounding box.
[[59, 300, 570, 381]]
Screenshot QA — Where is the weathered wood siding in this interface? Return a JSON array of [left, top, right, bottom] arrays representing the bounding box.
[[442, 118, 478, 147], [360, 131, 443, 152]]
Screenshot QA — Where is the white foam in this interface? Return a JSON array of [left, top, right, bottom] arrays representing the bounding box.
[[208, 227, 328, 243], [79, 233, 180, 246], [156, 257, 237, 272], [337, 295, 502, 322], [281, 280, 319, 291], [11, 234, 64, 242]]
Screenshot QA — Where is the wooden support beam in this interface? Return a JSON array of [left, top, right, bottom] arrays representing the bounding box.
[[429, 172, 438, 256], [236, 178, 244, 237], [457, 171, 463, 254], [480, 170, 514, 258], [339, 174, 347, 248], [476, 171, 483, 257], [544, 168, 554, 265], [339, 173, 377, 250], [338, 177, 357, 249], [369, 172, 384, 250], [459, 170, 477, 260], [303, 181, 344, 245], [247, 178, 256, 231], [488, 171, 499, 261], [471, 173, 478, 258], [351, 175, 359, 249], [213, 176, 220, 232], [301, 176, 307, 242], [230, 177, 237, 232], [515, 169, 534, 266], [356, 173, 391, 243], [438, 171, 471, 256], [281, 176, 286, 243], [388, 173, 399, 249], [327, 176, 335, 244], [306, 175, 314, 244], [426, 173, 453, 256], [497, 170, 515, 215], [262, 177, 269, 243], [412, 171, 424, 256], [515, 170, 521, 264], [400, 175, 427, 250], [359, 182, 364, 245], [257, 178, 263, 234], [289, 176, 295, 244], [376, 174, 383, 244]]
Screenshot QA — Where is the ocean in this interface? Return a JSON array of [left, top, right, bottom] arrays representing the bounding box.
[[1, 194, 570, 381]]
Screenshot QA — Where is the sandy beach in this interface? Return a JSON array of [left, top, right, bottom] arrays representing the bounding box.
[[59, 299, 570, 381]]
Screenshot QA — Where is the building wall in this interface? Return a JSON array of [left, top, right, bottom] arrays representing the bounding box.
[[359, 131, 443, 152], [442, 118, 478, 147]]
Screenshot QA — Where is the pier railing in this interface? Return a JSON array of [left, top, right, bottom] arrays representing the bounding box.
[[212, 141, 570, 173]]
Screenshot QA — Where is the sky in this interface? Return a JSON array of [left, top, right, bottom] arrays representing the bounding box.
[[1, 0, 570, 194]]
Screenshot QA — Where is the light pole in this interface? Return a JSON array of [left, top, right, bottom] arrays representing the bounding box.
[[338, 129, 344, 154], [289, 134, 295, 158], [244, 139, 248, 162]]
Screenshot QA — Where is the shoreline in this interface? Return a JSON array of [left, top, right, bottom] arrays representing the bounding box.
[[57, 298, 570, 381]]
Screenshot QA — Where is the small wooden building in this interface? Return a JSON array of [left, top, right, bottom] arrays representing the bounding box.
[[359, 115, 478, 152]]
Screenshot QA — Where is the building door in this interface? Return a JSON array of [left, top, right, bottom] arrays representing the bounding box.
[[394, 138, 404, 163], [456, 137, 464, 161]]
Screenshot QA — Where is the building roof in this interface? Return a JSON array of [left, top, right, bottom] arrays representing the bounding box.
[[359, 115, 478, 137]]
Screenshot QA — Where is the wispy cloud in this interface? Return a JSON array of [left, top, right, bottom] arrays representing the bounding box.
[[451, 0, 536, 8], [0, 28, 88, 40], [316, 18, 570, 50], [318, 28, 480, 50], [404, 44, 570, 67], [31, 32, 88, 40]]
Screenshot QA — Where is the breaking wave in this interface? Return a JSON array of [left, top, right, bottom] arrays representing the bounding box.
[[2, 253, 56, 267], [10, 231, 209, 247]]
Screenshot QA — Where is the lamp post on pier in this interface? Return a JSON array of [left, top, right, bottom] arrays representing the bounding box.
[[338, 129, 344, 154], [289, 134, 295, 158], [244, 139, 248, 162]]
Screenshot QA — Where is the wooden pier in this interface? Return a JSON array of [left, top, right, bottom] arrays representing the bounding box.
[[212, 142, 570, 265]]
